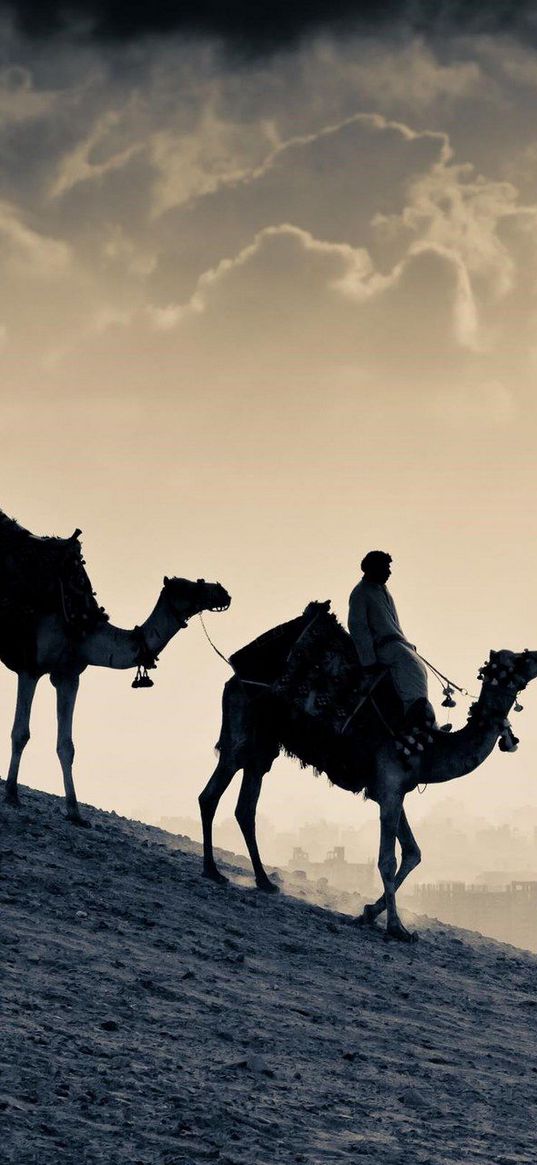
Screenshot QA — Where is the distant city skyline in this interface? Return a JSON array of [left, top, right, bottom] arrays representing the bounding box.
[[158, 798, 537, 952], [159, 796, 537, 887]]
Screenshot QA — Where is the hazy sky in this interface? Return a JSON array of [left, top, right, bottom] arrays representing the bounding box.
[[2, 3, 537, 850]]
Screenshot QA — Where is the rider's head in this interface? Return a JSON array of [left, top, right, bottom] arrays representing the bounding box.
[[361, 550, 392, 584]]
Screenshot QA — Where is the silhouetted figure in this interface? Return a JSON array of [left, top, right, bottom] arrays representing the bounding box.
[[0, 509, 231, 824], [348, 550, 435, 730], [199, 599, 536, 941]]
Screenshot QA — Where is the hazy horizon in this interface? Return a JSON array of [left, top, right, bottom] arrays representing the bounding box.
[[2, 6, 537, 848]]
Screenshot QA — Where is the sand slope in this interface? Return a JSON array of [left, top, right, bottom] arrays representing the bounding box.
[[2, 784, 537, 1165]]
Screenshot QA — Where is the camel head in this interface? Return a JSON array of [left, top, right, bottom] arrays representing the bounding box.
[[162, 576, 231, 620], [478, 648, 537, 693]]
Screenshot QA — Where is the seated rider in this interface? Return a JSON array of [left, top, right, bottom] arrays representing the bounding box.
[[347, 550, 437, 731]]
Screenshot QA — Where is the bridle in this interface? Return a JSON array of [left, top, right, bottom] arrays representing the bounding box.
[[131, 579, 230, 689], [194, 578, 230, 614]]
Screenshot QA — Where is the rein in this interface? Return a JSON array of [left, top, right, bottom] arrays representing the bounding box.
[[340, 669, 387, 734], [198, 613, 271, 689], [198, 611, 232, 666], [415, 650, 477, 706]]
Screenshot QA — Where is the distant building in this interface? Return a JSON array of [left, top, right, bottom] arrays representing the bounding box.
[[288, 845, 376, 896], [405, 880, 537, 952], [474, 870, 537, 887], [159, 815, 200, 840]]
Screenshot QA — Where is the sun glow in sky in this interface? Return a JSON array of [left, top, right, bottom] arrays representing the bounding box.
[[2, 4, 537, 848]]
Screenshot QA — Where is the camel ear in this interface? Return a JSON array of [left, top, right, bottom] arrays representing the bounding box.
[[163, 576, 170, 587]]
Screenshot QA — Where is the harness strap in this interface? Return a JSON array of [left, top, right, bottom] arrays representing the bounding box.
[[340, 669, 388, 734], [285, 606, 327, 664], [376, 633, 405, 649], [370, 694, 397, 739]]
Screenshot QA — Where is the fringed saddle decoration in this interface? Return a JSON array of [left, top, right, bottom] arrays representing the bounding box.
[[0, 510, 108, 633], [0, 509, 108, 671], [265, 603, 385, 789], [394, 707, 436, 766], [132, 626, 158, 689]]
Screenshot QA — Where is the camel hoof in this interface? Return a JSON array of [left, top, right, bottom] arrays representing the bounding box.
[[386, 922, 418, 944], [203, 865, 229, 886], [256, 878, 280, 894], [356, 904, 379, 928], [66, 815, 92, 829]]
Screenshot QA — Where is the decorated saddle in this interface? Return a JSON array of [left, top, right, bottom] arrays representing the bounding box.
[[231, 601, 405, 788], [0, 510, 108, 670]]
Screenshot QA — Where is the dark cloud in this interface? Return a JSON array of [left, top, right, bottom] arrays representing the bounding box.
[[4, 1, 537, 52]]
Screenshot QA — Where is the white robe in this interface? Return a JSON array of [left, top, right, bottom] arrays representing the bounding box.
[[347, 579, 428, 712]]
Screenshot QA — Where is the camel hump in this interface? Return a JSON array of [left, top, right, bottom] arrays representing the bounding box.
[[0, 509, 81, 550], [0, 509, 107, 638], [229, 600, 333, 684]]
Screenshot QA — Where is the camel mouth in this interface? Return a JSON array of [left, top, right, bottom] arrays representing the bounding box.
[[210, 602, 231, 612]]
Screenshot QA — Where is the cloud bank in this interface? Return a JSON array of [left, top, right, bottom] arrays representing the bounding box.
[[5, 0, 537, 53]]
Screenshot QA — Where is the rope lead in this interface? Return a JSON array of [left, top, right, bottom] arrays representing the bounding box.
[[198, 611, 232, 666], [416, 651, 476, 704]]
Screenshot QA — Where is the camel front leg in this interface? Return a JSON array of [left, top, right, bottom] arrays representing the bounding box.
[[5, 672, 38, 807], [235, 765, 277, 893], [52, 672, 88, 827], [359, 808, 421, 926], [376, 795, 417, 942]]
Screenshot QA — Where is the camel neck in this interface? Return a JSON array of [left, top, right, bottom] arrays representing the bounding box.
[[138, 592, 185, 659], [423, 686, 515, 784], [79, 591, 184, 671]]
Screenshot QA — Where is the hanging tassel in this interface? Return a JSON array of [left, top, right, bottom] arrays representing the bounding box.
[[441, 685, 457, 708], [514, 696, 524, 712], [131, 626, 158, 689], [498, 722, 519, 753], [440, 723, 453, 733]]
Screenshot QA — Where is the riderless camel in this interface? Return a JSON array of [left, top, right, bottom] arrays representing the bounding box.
[[199, 602, 537, 941], [0, 511, 230, 825]]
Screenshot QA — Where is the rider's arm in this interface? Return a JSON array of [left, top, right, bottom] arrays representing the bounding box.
[[348, 589, 377, 669]]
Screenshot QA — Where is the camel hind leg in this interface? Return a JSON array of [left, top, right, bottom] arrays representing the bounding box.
[[199, 753, 240, 884], [199, 676, 277, 889], [5, 672, 38, 807], [235, 764, 278, 893]]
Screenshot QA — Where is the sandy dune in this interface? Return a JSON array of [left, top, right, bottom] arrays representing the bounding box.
[[2, 783, 537, 1164]]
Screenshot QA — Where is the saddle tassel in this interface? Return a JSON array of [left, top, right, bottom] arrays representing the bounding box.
[[132, 665, 154, 689]]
